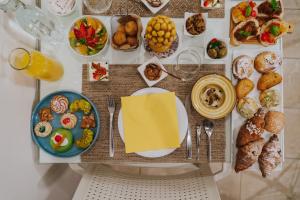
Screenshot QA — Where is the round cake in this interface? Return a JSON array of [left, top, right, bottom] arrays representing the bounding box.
[[60, 113, 77, 129], [50, 128, 73, 153], [50, 95, 69, 114]]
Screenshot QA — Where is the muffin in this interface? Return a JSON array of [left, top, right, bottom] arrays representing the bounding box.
[[125, 21, 138, 36], [127, 36, 138, 47], [113, 31, 127, 46]]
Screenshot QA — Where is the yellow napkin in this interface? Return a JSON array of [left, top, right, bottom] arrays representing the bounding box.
[[121, 92, 180, 153]]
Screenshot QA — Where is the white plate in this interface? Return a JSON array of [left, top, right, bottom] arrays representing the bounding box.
[[141, 0, 170, 14], [118, 87, 188, 158], [231, 49, 284, 172], [137, 57, 168, 87]]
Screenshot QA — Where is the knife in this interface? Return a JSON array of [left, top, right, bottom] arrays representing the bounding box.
[[184, 95, 192, 159]]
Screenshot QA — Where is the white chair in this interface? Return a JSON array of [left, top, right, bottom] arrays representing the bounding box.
[[72, 164, 221, 200]]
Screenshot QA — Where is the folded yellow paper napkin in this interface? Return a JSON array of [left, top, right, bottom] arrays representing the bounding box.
[[121, 92, 180, 153]]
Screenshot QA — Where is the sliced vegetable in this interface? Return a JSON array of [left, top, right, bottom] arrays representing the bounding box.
[[239, 30, 251, 37], [270, 25, 280, 36], [271, 0, 279, 11], [245, 6, 252, 17]]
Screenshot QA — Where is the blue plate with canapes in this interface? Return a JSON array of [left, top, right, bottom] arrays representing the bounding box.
[[31, 90, 100, 157]]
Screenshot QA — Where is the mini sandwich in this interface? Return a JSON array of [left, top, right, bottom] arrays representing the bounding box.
[[257, 0, 284, 19], [230, 18, 260, 46], [259, 19, 293, 46], [232, 1, 258, 24]]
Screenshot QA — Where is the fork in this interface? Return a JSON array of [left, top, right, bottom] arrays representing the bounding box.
[[107, 95, 115, 158]]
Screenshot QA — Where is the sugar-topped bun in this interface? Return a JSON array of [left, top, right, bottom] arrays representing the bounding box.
[[51, 95, 69, 114], [233, 55, 254, 79], [264, 111, 285, 134], [254, 51, 282, 73]]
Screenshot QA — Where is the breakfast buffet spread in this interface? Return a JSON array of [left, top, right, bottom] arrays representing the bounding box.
[[3, 0, 291, 177]]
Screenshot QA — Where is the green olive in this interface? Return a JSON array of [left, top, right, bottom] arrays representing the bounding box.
[[208, 48, 218, 59], [218, 48, 227, 58]]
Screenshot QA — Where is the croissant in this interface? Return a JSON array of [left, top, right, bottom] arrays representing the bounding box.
[[235, 138, 265, 172], [236, 108, 267, 147], [258, 135, 282, 177]]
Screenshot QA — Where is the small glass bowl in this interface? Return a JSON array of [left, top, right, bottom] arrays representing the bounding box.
[[174, 48, 202, 81]]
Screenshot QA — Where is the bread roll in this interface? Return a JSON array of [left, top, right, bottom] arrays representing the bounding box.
[[264, 111, 285, 134]]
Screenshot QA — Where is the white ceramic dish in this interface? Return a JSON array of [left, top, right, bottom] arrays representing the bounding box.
[[231, 49, 284, 173], [47, 0, 76, 16], [141, 0, 170, 14], [204, 37, 229, 61], [67, 16, 109, 59], [183, 12, 207, 37], [200, 0, 223, 10], [118, 87, 188, 158], [137, 57, 168, 87]]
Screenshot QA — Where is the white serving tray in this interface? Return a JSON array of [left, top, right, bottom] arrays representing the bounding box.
[[231, 49, 285, 173]]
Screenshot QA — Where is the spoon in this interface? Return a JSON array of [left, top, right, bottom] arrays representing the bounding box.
[[203, 119, 214, 162]]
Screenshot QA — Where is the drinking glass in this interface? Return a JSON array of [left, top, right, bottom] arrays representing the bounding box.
[[83, 0, 112, 14], [9, 48, 64, 81], [174, 48, 202, 81]]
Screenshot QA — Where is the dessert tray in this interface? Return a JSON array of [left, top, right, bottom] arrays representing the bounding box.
[[31, 91, 100, 157]]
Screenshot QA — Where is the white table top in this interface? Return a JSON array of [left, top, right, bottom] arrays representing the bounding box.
[[38, 0, 282, 163]]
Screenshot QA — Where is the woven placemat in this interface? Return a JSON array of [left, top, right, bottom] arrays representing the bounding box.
[[81, 64, 226, 163], [82, 0, 225, 18]]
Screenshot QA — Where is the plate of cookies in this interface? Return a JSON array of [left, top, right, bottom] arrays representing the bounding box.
[[231, 50, 285, 177], [31, 91, 100, 157]]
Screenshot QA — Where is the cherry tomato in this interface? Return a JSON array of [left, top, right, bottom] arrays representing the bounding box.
[[261, 32, 270, 42], [204, 0, 209, 7], [249, 1, 256, 8], [211, 38, 218, 43], [251, 10, 257, 17]]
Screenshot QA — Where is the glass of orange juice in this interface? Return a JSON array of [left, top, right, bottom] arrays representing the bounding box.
[[9, 48, 64, 81]]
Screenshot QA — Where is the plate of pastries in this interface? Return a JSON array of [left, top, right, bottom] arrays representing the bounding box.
[[230, 0, 294, 46], [111, 14, 143, 51], [231, 50, 285, 177], [31, 91, 100, 157]]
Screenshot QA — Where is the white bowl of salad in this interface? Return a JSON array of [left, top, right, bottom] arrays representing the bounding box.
[[68, 16, 108, 57]]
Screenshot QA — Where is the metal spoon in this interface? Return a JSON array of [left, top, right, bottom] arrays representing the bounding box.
[[203, 119, 214, 162]]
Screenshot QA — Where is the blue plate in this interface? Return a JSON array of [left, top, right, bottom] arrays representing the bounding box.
[[31, 90, 100, 157]]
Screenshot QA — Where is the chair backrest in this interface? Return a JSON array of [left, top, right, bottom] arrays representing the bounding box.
[[73, 165, 221, 200]]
